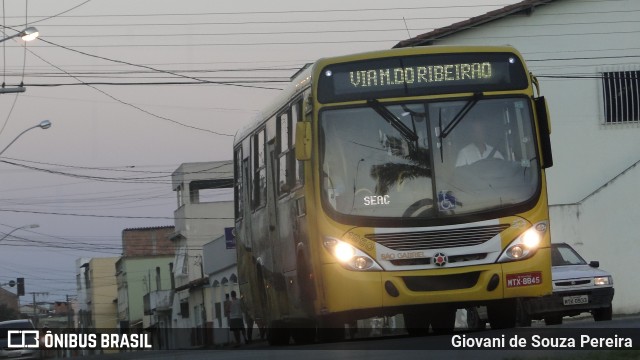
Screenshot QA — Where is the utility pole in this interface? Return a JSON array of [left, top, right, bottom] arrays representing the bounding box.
[[28, 292, 48, 327], [66, 295, 75, 329], [196, 255, 207, 346]]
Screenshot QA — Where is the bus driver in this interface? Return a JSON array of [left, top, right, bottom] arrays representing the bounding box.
[[455, 120, 503, 167]]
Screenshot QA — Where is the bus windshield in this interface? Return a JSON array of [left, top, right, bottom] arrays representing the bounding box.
[[319, 97, 540, 220]]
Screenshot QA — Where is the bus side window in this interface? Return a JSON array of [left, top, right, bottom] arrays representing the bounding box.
[[253, 129, 267, 209], [234, 147, 243, 219], [278, 99, 305, 195], [291, 99, 304, 188], [278, 111, 293, 194]]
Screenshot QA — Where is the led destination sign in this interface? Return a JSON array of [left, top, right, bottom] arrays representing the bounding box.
[[317, 52, 528, 103], [349, 62, 493, 88]]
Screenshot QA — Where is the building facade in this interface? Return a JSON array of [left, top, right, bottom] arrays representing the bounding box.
[[77, 257, 119, 329], [203, 234, 239, 345], [170, 161, 234, 348], [116, 226, 175, 330]]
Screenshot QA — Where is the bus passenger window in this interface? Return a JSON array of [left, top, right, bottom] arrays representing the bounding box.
[[253, 129, 266, 208]]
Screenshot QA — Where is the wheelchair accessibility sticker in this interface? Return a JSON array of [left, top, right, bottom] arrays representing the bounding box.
[[438, 190, 456, 211]]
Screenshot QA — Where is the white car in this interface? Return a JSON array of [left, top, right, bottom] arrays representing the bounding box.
[[466, 243, 614, 328], [519, 242, 614, 325], [0, 319, 40, 360]]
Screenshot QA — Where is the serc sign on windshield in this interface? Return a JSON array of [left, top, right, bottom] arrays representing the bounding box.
[[317, 52, 528, 103]]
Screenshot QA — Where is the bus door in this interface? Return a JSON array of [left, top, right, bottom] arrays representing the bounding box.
[[266, 140, 291, 318]]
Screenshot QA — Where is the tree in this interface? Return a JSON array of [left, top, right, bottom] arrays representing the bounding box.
[[0, 303, 18, 321]]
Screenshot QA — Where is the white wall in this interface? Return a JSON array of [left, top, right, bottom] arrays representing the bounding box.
[[550, 160, 640, 314], [415, 0, 640, 313]]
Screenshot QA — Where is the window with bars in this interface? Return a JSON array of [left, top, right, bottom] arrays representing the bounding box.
[[601, 70, 640, 124]]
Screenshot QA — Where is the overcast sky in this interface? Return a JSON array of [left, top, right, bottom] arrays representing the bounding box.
[[0, 0, 519, 303]]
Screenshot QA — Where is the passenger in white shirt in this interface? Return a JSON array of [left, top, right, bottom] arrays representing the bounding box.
[[455, 121, 503, 167]]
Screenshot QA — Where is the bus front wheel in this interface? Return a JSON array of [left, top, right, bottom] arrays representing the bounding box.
[[488, 299, 517, 329], [430, 307, 456, 334], [403, 312, 429, 336]]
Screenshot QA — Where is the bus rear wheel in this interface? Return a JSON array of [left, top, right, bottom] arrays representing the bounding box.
[[267, 321, 290, 346], [291, 327, 316, 345], [317, 317, 345, 343]]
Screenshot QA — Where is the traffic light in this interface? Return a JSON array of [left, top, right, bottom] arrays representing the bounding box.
[[16, 277, 24, 296]]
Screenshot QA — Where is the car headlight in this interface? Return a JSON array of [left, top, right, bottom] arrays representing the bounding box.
[[497, 221, 548, 263], [594, 276, 612, 286], [323, 237, 382, 271]]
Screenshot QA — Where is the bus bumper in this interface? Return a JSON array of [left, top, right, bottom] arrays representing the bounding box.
[[320, 247, 551, 314]]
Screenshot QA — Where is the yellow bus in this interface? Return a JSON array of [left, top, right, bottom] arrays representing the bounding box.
[[233, 45, 553, 345]]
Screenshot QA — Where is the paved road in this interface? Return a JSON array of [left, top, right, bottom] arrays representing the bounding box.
[[70, 315, 640, 360]]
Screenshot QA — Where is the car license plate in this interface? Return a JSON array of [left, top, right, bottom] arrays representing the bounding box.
[[563, 295, 588, 306]]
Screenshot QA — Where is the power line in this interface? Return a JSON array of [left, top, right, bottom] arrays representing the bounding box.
[[23, 80, 288, 87], [11, 0, 93, 26], [11, 4, 515, 19], [0, 208, 233, 220], [23, 47, 237, 137], [37, 37, 285, 91]]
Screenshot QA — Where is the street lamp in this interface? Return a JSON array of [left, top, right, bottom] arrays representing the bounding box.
[[0, 27, 40, 44], [0, 120, 52, 157], [0, 224, 39, 242]]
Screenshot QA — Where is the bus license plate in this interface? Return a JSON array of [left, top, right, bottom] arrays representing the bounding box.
[[506, 272, 542, 288], [563, 295, 588, 306]]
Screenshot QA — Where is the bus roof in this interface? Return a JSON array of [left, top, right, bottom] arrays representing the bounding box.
[[234, 45, 526, 145]]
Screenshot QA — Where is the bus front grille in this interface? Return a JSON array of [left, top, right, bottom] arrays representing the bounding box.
[[366, 224, 509, 251], [389, 253, 488, 266], [402, 272, 481, 291]]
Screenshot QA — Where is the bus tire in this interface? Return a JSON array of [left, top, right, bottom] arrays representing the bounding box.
[[431, 307, 456, 335], [317, 317, 345, 343], [516, 299, 532, 327], [267, 321, 290, 346], [403, 312, 429, 336], [291, 326, 316, 345], [466, 307, 486, 330], [488, 299, 517, 329]]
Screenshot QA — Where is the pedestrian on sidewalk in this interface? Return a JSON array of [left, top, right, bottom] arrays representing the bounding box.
[[229, 290, 248, 347]]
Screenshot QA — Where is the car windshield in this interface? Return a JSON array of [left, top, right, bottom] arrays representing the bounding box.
[[551, 244, 588, 266], [319, 97, 540, 221]]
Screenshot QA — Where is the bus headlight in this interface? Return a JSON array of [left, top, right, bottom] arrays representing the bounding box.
[[323, 237, 382, 271], [497, 221, 548, 263]]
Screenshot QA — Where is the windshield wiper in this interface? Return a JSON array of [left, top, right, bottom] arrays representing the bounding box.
[[439, 92, 483, 140], [367, 99, 418, 143]]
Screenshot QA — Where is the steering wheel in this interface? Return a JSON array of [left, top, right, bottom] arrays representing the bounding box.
[[355, 188, 373, 198], [402, 198, 434, 217]]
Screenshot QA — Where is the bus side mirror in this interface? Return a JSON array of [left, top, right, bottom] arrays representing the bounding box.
[[295, 122, 312, 161], [535, 96, 553, 169]]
